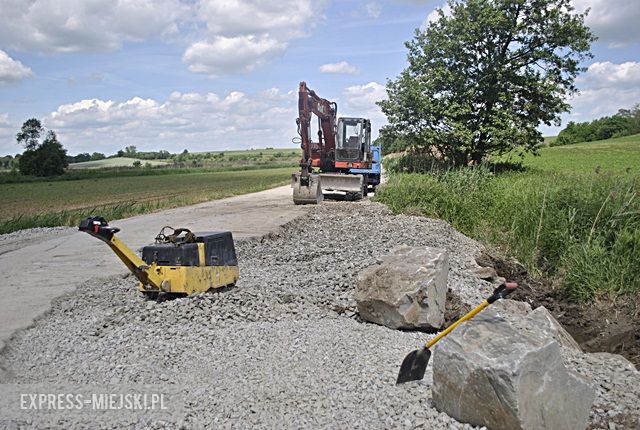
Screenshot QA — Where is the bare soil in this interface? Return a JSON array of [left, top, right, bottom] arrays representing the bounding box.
[[476, 251, 640, 368], [443, 289, 472, 327]]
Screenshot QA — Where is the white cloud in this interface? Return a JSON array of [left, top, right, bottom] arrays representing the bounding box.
[[342, 82, 388, 138], [0, 113, 10, 127], [0, 1, 330, 77], [566, 61, 640, 120], [567, 86, 640, 121], [0, 113, 17, 153], [343, 82, 387, 110], [423, 2, 452, 28], [0, 50, 34, 84], [573, 0, 640, 47], [366, 2, 381, 19], [0, 0, 188, 53], [319, 61, 359, 75], [183, 35, 286, 77], [183, 0, 330, 77], [577, 61, 640, 89], [29, 88, 298, 155], [195, 0, 318, 38], [540, 61, 640, 134], [0, 82, 392, 154]]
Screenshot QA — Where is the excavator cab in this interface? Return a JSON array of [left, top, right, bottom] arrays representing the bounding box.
[[336, 117, 371, 164]]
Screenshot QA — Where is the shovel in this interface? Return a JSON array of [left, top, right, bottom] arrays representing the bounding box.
[[396, 281, 518, 384]]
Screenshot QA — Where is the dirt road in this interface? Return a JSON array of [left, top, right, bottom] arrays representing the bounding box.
[[0, 185, 305, 350]]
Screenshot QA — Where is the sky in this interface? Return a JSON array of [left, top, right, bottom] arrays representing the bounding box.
[[0, 0, 639, 156]]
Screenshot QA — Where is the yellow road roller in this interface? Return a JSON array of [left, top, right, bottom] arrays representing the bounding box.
[[79, 216, 239, 298]]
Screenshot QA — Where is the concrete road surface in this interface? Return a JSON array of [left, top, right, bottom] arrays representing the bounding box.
[[0, 185, 305, 350]]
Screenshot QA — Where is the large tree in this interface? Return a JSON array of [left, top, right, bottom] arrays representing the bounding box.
[[16, 118, 44, 151], [17, 119, 68, 176], [378, 0, 595, 166]]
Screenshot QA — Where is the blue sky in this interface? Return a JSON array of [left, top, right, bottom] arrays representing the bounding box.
[[0, 0, 639, 156]]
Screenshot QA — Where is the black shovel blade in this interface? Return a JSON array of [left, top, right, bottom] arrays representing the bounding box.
[[396, 347, 432, 384]]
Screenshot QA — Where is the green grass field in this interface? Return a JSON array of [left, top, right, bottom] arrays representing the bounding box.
[[0, 167, 292, 234], [376, 134, 640, 299], [523, 134, 640, 173]]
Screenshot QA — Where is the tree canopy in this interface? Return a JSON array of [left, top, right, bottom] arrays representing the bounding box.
[[17, 118, 68, 177], [378, 0, 595, 166], [16, 118, 43, 151]]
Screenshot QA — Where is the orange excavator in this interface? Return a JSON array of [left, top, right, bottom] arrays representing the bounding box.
[[291, 81, 379, 204]]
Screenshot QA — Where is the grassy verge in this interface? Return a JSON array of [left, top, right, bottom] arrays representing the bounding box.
[[0, 167, 292, 234], [376, 135, 640, 299], [376, 169, 639, 298]]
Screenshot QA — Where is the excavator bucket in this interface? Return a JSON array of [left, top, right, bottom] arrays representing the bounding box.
[[291, 172, 323, 205], [320, 173, 365, 200]]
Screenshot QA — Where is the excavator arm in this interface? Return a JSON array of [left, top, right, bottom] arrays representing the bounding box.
[[297, 81, 338, 173]]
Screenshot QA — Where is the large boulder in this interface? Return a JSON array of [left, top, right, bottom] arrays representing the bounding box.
[[493, 301, 581, 351], [527, 306, 582, 351], [355, 245, 448, 330], [432, 308, 595, 430]]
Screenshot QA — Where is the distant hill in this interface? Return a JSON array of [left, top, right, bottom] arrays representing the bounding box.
[[68, 157, 169, 169]]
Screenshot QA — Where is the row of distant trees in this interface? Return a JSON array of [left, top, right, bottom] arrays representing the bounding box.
[[0, 152, 100, 170], [67, 152, 106, 163], [116, 146, 173, 160], [9, 119, 188, 177], [8, 118, 274, 177], [8, 119, 259, 177], [552, 104, 640, 146]]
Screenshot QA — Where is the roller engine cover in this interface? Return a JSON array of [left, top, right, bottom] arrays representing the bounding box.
[[142, 231, 237, 267]]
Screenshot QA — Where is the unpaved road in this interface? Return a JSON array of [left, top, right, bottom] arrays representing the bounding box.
[[0, 185, 305, 350]]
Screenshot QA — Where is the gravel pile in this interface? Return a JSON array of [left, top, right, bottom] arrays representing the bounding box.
[[1, 201, 637, 429]]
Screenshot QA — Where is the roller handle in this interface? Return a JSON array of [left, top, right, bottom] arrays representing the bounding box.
[[78, 216, 120, 242]]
